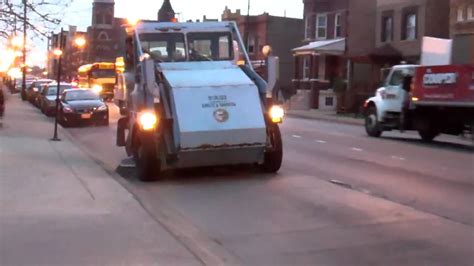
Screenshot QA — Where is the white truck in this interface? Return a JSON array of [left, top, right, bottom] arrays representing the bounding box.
[[364, 64, 474, 142], [115, 21, 285, 181]]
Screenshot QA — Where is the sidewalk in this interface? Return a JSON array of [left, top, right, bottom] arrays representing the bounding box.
[[0, 89, 200, 265], [286, 109, 364, 126]]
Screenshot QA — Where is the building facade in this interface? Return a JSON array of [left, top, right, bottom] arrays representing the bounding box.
[[450, 0, 474, 64], [293, 0, 377, 110], [48, 26, 88, 81], [292, 0, 452, 111], [87, 0, 126, 63], [374, 0, 451, 63], [222, 7, 304, 97]]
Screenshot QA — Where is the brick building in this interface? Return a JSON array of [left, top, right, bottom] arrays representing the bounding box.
[[48, 26, 88, 81], [450, 0, 474, 64], [222, 7, 304, 96], [292, 0, 452, 111], [374, 0, 451, 63], [87, 0, 127, 63], [293, 0, 377, 110], [49, 0, 176, 79]]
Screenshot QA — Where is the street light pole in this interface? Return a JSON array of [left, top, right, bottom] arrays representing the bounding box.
[[21, 0, 27, 101], [51, 28, 64, 142], [245, 0, 250, 49]]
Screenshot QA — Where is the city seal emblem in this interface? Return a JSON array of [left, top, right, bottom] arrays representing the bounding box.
[[213, 108, 229, 123]]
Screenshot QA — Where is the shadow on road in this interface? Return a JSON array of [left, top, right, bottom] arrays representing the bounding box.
[[115, 164, 278, 185], [383, 136, 474, 154]]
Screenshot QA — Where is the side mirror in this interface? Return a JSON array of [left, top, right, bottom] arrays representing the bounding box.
[[266, 56, 280, 98], [142, 56, 161, 101]]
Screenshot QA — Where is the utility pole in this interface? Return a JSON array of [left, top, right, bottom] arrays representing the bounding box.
[[51, 28, 64, 142], [21, 0, 27, 101], [245, 0, 250, 50]]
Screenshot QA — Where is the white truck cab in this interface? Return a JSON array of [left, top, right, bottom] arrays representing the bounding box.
[[364, 64, 417, 137]]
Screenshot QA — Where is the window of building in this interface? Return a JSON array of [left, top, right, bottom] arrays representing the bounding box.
[[381, 16, 393, 42], [457, 7, 464, 22], [303, 57, 310, 79], [335, 13, 342, 38], [403, 13, 417, 40], [247, 35, 256, 54], [98, 32, 109, 41], [305, 15, 311, 39], [316, 14, 327, 39], [468, 6, 474, 20], [319, 55, 326, 80], [105, 13, 113, 25], [95, 14, 103, 24], [325, 97, 334, 106]]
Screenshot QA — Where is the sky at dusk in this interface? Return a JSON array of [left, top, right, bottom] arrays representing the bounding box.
[[19, 0, 303, 66], [61, 0, 303, 31]]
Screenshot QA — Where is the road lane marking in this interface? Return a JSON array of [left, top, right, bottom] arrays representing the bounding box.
[[292, 135, 302, 139], [351, 147, 363, 152], [315, 140, 327, 144], [391, 155, 406, 161], [330, 179, 353, 189]]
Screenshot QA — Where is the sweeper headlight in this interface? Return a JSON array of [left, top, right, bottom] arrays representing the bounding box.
[[92, 85, 103, 94], [269, 105, 284, 123], [138, 111, 158, 131]]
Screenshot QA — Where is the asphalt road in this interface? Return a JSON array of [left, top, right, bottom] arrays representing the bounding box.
[[64, 104, 474, 265]]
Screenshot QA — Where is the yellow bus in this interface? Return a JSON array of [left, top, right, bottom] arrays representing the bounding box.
[[77, 62, 116, 100]]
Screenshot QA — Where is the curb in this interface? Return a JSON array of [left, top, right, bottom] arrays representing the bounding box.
[[286, 112, 364, 126]]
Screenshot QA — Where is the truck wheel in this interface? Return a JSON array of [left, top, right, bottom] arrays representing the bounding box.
[[418, 129, 438, 142], [262, 123, 283, 173], [365, 106, 382, 137], [134, 137, 160, 182]]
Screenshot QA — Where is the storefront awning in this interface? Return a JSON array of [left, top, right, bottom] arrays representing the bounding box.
[[292, 38, 346, 56]]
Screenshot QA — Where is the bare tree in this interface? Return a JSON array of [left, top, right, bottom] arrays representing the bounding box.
[[0, 0, 73, 41]]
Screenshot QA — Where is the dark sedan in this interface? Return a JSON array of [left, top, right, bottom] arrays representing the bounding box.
[[39, 83, 76, 116], [59, 89, 109, 127]]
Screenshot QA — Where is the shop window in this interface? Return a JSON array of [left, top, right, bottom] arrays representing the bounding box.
[[316, 14, 327, 39], [468, 6, 474, 20]]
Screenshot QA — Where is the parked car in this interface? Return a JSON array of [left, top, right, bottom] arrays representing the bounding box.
[[27, 79, 53, 105], [58, 89, 109, 127], [12, 79, 22, 93], [39, 83, 77, 116]]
